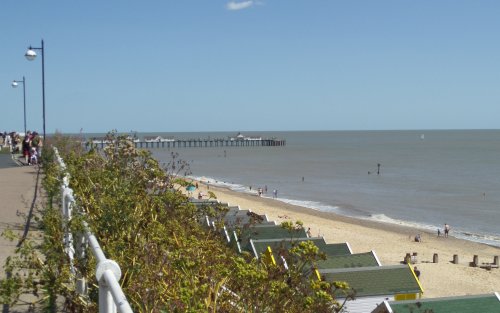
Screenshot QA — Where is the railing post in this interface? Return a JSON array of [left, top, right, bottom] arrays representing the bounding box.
[[76, 232, 88, 295], [103, 270, 133, 313], [99, 283, 116, 313], [97, 260, 121, 313]]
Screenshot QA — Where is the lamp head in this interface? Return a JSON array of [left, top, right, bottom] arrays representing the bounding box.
[[11, 81, 18, 88], [25, 49, 37, 61]]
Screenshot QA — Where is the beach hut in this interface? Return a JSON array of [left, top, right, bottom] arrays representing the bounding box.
[[189, 199, 228, 226], [189, 199, 221, 206], [233, 224, 308, 253], [200, 204, 275, 233], [190, 200, 274, 233], [315, 251, 381, 270], [249, 237, 352, 262], [217, 209, 271, 229], [318, 265, 423, 313], [371, 292, 500, 313]]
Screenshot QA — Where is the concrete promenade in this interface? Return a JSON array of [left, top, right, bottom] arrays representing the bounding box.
[[0, 154, 41, 312]]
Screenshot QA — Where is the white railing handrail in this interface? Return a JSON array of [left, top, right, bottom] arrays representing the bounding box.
[[54, 147, 133, 313]]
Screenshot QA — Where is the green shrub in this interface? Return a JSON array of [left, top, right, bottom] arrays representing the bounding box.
[[1, 133, 351, 312]]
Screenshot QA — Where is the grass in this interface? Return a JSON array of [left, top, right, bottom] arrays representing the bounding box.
[[0, 147, 12, 154]]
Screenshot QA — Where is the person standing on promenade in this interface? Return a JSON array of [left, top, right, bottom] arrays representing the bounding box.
[[444, 223, 450, 237], [22, 132, 32, 165], [12, 133, 21, 154], [32, 132, 42, 158], [5, 133, 12, 152]]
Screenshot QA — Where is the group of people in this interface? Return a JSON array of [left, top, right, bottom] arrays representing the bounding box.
[[1, 131, 42, 165], [22, 131, 42, 165], [414, 224, 452, 243], [19, 131, 42, 165], [251, 176, 306, 198], [251, 185, 279, 199], [1, 131, 21, 153]]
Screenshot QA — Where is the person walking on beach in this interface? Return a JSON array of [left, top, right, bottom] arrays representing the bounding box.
[[444, 223, 450, 237], [413, 266, 421, 279], [273, 189, 277, 199]]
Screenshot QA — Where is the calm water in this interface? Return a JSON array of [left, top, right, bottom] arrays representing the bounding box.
[[146, 130, 500, 247]]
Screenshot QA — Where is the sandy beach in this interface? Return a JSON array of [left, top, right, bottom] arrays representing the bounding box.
[[193, 182, 500, 299]]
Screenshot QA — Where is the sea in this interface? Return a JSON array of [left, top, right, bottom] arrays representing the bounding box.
[[121, 130, 500, 247]]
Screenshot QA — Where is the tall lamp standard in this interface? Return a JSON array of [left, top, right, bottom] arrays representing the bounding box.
[[25, 40, 45, 140], [11, 77, 27, 135]]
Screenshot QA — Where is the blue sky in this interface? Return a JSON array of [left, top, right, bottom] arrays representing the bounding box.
[[1, 1, 499, 133]]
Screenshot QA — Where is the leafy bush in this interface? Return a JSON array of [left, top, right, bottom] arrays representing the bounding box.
[[1, 133, 351, 312]]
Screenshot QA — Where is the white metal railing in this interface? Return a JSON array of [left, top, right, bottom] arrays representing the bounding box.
[[54, 147, 133, 313]]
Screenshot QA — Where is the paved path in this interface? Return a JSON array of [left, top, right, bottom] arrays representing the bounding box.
[[0, 158, 41, 312], [0, 154, 20, 169]]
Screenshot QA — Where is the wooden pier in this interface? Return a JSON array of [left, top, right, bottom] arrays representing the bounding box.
[[86, 138, 286, 150]]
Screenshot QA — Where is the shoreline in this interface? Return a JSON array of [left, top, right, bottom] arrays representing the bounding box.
[[189, 176, 500, 249], [194, 181, 500, 298], [199, 179, 500, 249]]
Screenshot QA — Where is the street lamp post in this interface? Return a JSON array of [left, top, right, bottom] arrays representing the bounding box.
[[11, 77, 27, 134], [25, 40, 45, 140]]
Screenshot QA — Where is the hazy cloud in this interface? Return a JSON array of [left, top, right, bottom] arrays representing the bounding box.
[[226, 1, 254, 11]]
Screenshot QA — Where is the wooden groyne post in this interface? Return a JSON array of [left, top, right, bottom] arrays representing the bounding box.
[[433, 253, 438, 263]]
